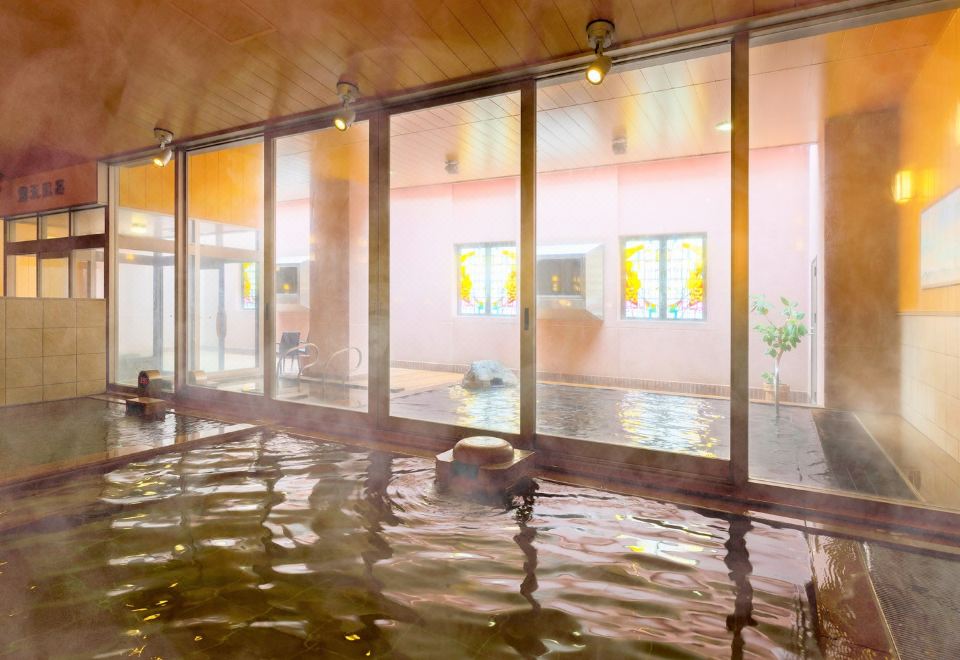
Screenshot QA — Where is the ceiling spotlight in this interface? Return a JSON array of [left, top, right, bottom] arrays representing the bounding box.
[[585, 19, 615, 85], [333, 81, 359, 131], [152, 128, 174, 167], [612, 136, 627, 155], [715, 120, 733, 132], [445, 158, 459, 175]]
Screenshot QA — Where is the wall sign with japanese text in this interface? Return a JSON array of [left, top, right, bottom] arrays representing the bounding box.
[[0, 162, 106, 217]]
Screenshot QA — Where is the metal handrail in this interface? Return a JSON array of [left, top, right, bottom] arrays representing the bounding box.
[[277, 342, 319, 381], [320, 346, 363, 398], [277, 344, 363, 400]]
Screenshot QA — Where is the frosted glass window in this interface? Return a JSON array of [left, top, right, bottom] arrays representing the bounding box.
[[72, 248, 105, 299], [6, 254, 37, 297], [7, 217, 37, 242], [40, 213, 69, 239], [72, 208, 105, 235], [40, 257, 69, 298]]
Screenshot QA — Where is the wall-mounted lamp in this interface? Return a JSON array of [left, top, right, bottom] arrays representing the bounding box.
[[333, 81, 359, 131], [715, 121, 733, 132], [445, 158, 459, 175], [893, 169, 914, 204], [585, 19, 615, 85], [152, 128, 174, 167]]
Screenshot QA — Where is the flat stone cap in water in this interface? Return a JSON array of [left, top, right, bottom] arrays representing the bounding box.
[[452, 436, 514, 465]]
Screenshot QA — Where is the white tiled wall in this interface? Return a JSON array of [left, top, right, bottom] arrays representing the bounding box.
[[901, 314, 960, 462], [0, 298, 107, 406]]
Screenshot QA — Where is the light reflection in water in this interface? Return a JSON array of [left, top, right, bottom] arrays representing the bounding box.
[[394, 383, 729, 457]]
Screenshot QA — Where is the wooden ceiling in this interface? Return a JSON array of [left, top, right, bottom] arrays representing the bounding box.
[[378, 9, 951, 189], [1, 0, 863, 179]]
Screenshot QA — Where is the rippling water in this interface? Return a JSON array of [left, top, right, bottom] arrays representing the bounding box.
[[0, 433, 821, 658], [0, 398, 235, 476]]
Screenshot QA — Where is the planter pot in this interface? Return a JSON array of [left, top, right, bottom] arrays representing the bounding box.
[[762, 383, 791, 403]]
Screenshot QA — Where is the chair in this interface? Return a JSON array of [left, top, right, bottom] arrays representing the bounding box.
[[277, 332, 306, 374]]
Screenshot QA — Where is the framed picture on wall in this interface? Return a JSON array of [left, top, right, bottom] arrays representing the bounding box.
[[921, 187, 960, 288]]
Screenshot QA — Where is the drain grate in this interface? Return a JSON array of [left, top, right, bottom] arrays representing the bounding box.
[[864, 542, 960, 660]]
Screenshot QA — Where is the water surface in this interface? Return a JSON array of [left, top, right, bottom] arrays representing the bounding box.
[[0, 398, 236, 477], [0, 432, 821, 658]]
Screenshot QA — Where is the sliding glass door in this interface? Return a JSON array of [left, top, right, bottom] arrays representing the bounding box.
[[113, 161, 176, 386], [186, 140, 265, 394], [387, 90, 522, 436], [272, 122, 370, 411], [747, 6, 960, 515], [533, 48, 733, 475]]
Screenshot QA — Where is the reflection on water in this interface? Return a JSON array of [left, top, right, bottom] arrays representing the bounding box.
[[392, 383, 906, 497], [393, 383, 729, 457], [0, 433, 820, 658], [0, 398, 233, 476]]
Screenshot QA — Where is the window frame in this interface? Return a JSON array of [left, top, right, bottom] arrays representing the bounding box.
[[620, 232, 707, 322], [2, 206, 107, 298], [455, 241, 518, 317]]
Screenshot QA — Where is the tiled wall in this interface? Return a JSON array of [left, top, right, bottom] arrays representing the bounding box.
[[0, 298, 107, 406], [901, 313, 960, 462]]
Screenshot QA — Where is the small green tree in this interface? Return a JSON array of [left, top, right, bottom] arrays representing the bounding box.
[[751, 295, 808, 415]]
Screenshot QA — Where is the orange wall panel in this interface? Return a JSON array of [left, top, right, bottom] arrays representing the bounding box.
[[118, 162, 174, 215], [183, 143, 263, 227], [899, 11, 960, 312]]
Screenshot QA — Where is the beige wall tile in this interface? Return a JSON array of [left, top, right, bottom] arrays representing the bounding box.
[[76, 379, 107, 396], [43, 382, 76, 401], [76, 353, 106, 382], [6, 357, 42, 388], [76, 326, 107, 355], [43, 299, 76, 328], [5, 386, 43, 405], [75, 299, 106, 328], [43, 355, 76, 385], [0, 299, 5, 330], [6, 328, 42, 358], [6, 299, 42, 329], [42, 327, 77, 356]]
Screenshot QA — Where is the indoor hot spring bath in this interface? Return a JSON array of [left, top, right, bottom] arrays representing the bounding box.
[[0, 431, 832, 659]]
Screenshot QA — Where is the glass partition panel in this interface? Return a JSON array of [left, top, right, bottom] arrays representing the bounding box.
[[389, 92, 521, 432], [6, 254, 37, 297], [72, 248, 105, 299], [187, 140, 264, 394], [748, 8, 960, 511], [274, 122, 369, 410], [7, 217, 37, 242], [40, 256, 69, 298], [536, 49, 731, 460], [40, 213, 69, 239], [72, 208, 106, 236]]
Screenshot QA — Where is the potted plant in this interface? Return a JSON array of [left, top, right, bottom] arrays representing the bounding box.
[[751, 295, 808, 415]]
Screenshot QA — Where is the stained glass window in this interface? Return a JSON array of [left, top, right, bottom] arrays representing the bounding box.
[[457, 243, 517, 316], [623, 235, 705, 320], [623, 239, 661, 319], [241, 261, 258, 310]]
